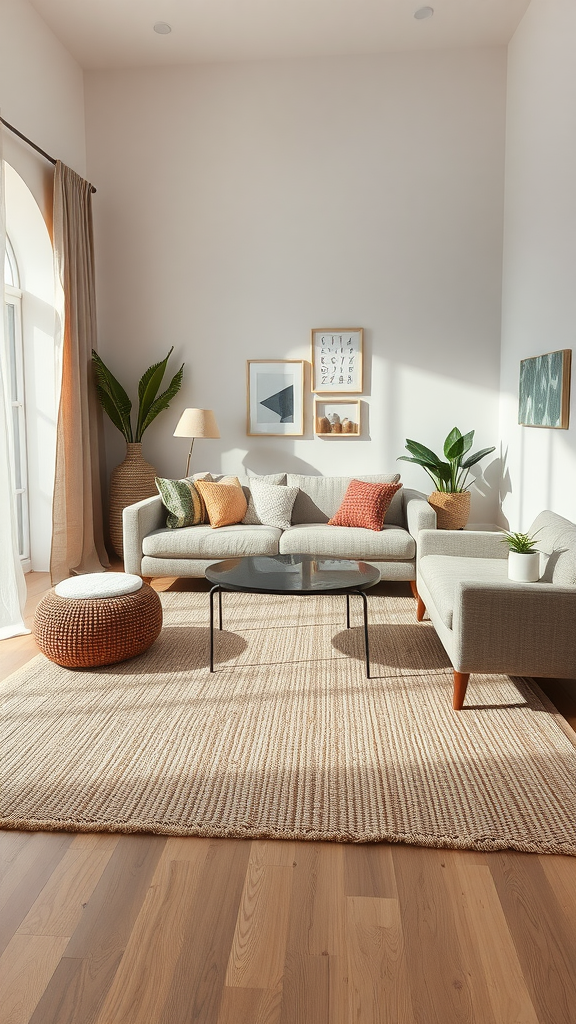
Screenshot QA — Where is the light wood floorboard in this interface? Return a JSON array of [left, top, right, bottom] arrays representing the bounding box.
[[0, 572, 575, 1023]]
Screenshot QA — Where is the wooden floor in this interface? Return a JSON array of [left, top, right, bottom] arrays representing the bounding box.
[[1, 573, 576, 1024]]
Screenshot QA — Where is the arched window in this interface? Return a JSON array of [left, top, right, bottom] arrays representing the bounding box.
[[4, 234, 29, 566]]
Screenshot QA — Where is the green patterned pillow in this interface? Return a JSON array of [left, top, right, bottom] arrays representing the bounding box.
[[155, 476, 206, 529]]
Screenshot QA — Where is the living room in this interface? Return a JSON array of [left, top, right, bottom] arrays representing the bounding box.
[[1, 0, 575, 1021]]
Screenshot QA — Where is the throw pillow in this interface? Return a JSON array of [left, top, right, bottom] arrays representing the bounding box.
[[328, 479, 403, 532], [242, 473, 288, 525], [195, 477, 248, 528], [245, 480, 299, 530], [155, 476, 206, 529]]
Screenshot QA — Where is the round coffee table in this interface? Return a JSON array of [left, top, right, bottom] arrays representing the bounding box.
[[205, 554, 380, 676]]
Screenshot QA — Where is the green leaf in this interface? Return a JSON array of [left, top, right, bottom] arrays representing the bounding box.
[[446, 430, 474, 462], [461, 446, 496, 469], [404, 440, 443, 468], [397, 456, 443, 490], [443, 427, 462, 459], [135, 348, 174, 442], [137, 364, 184, 439], [91, 350, 133, 441]]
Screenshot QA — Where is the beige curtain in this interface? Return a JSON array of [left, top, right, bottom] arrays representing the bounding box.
[[50, 161, 109, 584]]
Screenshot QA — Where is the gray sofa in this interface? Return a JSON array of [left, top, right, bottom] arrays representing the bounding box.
[[416, 510, 576, 710], [123, 472, 436, 580]]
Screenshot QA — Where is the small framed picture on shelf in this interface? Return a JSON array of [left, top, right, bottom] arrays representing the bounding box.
[[247, 359, 305, 436], [311, 328, 363, 393], [314, 398, 360, 437]]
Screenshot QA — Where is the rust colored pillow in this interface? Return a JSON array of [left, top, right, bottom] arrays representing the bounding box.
[[328, 479, 403, 532], [194, 477, 248, 528]]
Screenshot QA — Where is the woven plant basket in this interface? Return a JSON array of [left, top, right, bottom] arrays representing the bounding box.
[[34, 583, 162, 668], [428, 490, 471, 530], [109, 442, 157, 558]]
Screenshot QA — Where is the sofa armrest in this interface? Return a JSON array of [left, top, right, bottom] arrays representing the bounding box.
[[404, 489, 436, 539], [453, 580, 576, 677], [417, 529, 508, 560], [123, 495, 165, 575]]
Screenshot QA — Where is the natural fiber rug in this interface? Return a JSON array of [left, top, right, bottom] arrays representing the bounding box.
[[2, 589, 576, 855]]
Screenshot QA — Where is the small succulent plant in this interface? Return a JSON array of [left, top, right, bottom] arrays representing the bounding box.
[[500, 530, 539, 554]]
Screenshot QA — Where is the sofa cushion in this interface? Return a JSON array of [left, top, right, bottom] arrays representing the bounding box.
[[328, 480, 403, 531], [287, 473, 402, 525], [195, 477, 248, 528], [142, 524, 281, 559], [155, 476, 206, 528], [529, 510, 576, 585], [419, 555, 509, 629], [279, 523, 415, 560], [242, 480, 299, 530]]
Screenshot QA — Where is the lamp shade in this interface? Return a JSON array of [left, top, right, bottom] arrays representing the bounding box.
[[173, 409, 220, 439]]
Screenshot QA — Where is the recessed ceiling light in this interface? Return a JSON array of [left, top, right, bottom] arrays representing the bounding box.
[[153, 22, 172, 34], [414, 6, 434, 19]]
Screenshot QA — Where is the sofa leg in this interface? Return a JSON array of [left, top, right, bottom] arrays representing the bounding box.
[[409, 579, 418, 600], [453, 672, 470, 711], [416, 595, 426, 622]]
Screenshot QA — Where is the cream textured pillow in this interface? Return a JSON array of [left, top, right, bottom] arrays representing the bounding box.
[[245, 480, 299, 531], [242, 473, 287, 525], [194, 477, 248, 528]]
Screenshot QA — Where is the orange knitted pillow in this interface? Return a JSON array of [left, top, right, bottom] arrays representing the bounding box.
[[328, 479, 403, 532], [194, 477, 248, 528]]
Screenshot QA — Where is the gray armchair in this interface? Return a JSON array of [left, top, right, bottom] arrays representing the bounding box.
[[415, 511, 576, 709]]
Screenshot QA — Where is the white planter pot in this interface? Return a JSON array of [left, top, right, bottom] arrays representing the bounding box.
[[508, 551, 540, 583]]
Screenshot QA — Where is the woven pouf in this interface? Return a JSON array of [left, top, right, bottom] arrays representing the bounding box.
[[34, 573, 163, 668]]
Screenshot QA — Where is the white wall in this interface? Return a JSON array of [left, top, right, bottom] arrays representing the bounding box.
[[85, 48, 507, 525], [499, 0, 576, 529], [0, 0, 86, 188]]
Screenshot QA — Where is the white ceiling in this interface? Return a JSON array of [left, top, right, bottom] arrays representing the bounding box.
[[30, 0, 531, 70]]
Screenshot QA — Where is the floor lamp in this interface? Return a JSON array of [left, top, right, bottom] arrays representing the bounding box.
[[173, 409, 220, 477]]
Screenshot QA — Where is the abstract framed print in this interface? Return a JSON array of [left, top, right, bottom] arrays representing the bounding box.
[[247, 360, 305, 436], [518, 349, 571, 429]]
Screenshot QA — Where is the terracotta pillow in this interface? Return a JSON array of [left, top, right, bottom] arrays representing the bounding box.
[[194, 477, 248, 528], [328, 479, 403, 532]]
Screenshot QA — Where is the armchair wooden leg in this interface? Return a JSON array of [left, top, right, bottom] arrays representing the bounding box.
[[453, 672, 470, 711], [416, 596, 426, 622], [409, 579, 418, 600]]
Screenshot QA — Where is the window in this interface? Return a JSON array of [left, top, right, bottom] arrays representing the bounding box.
[[3, 236, 30, 567]]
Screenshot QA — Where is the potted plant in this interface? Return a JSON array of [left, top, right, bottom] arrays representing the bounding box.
[[501, 530, 540, 583], [92, 348, 184, 557], [398, 427, 495, 529]]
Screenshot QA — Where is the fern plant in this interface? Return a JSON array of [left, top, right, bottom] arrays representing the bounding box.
[[92, 348, 184, 443]]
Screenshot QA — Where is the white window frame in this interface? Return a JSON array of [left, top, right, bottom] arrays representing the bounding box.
[[4, 274, 31, 570]]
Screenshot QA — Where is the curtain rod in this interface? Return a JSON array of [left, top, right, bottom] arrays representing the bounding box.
[[0, 116, 97, 194]]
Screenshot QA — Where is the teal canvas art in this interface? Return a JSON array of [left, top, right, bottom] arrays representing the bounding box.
[[518, 349, 571, 429]]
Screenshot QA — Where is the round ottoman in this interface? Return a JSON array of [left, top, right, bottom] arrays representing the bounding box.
[[34, 573, 163, 668]]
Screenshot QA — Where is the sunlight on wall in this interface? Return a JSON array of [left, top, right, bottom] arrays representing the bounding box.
[[212, 352, 501, 526]]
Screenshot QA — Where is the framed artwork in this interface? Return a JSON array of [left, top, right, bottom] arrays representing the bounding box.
[[311, 328, 363, 393], [518, 349, 571, 429], [314, 398, 360, 437], [247, 360, 304, 436]]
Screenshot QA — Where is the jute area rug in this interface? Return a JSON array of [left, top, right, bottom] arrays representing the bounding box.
[[2, 589, 575, 855]]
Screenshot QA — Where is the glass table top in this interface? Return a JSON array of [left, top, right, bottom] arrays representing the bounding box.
[[205, 554, 381, 594]]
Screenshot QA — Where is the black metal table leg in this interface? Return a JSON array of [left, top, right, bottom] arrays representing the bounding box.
[[346, 593, 351, 629], [209, 585, 220, 671], [355, 589, 371, 678], [218, 589, 223, 630]]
